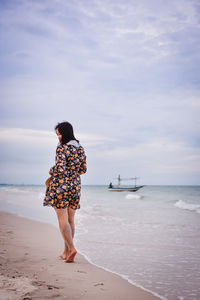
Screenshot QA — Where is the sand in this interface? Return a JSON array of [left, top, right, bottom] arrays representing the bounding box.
[[0, 211, 159, 300]]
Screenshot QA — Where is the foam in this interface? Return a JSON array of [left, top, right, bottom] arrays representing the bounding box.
[[174, 200, 200, 214], [126, 194, 142, 200]]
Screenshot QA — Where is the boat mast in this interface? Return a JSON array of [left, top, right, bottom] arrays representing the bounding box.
[[118, 174, 121, 188], [131, 177, 139, 187], [115, 175, 139, 188]]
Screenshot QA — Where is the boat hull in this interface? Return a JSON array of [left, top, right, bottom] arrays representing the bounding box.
[[108, 186, 144, 192]]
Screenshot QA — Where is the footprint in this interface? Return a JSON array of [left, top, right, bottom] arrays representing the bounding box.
[[32, 280, 46, 287], [77, 270, 87, 274], [47, 284, 63, 290], [31, 281, 63, 290], [94, 283, 104, 287], [48, 294, 62, 298]]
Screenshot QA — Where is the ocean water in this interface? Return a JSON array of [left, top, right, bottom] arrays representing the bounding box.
[[0, 184, 200, 300]]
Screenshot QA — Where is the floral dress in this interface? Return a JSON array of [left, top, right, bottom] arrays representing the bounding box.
[[43, 140, 87, 210]]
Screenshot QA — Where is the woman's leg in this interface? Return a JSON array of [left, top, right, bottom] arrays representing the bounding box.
[[68, 206, 76, 238], [60, 241, 69, 260], [54, 207, 77, 262], [59, 207, 76, 259], [60, 207, 76, 259]]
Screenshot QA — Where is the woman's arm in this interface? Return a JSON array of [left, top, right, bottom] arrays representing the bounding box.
[[79, 160, 87, 174], [50, 145, 66, 176], [78, 154, 87, 175]]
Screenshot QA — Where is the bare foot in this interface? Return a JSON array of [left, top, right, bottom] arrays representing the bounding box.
[[60, 250, 69, 260], [65, 249, 77, 263]]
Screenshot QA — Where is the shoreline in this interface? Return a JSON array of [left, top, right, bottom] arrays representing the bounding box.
[[78, 249, 166, 300], [0, 210, 160, 300]]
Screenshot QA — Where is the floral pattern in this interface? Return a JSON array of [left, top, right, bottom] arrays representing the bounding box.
[[43, 143, 87, 209]]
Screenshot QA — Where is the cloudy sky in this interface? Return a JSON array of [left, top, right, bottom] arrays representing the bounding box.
[[0, 0, 200, 185]]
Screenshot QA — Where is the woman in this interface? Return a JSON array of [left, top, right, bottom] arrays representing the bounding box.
[[43, 121, 87, 263]]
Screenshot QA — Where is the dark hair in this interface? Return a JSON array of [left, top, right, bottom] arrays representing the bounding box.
[[55, 122, 79, 144]]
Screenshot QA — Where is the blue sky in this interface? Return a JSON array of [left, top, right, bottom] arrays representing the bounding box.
[[0, 0, 200, 185]]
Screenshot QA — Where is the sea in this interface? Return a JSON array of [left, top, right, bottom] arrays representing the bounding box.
[[0, 184, 200, 300]]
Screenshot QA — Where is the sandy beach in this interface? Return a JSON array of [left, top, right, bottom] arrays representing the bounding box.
[[0, 211, 159, 300]]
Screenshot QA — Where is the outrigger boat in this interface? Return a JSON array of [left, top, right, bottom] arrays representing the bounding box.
[[108, 175, 144, 192]]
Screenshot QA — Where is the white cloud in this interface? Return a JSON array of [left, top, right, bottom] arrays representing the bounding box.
[[0, 127, 55, 143], [0, 127, 114, 148], [104, 138, 200, 174]]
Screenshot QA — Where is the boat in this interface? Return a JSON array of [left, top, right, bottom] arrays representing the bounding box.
[[108, 175, 144, 192]]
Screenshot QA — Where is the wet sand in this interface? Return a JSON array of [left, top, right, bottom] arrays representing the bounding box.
[[0, 211, 159, 300]]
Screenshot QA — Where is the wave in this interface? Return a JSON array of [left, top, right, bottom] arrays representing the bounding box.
[[174, 200, 200, 214], [125, 194, 142, 200], [0, 186, 29, 193]]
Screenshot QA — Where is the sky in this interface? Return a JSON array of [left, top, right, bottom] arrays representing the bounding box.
[[0, 0, 200, 185]]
